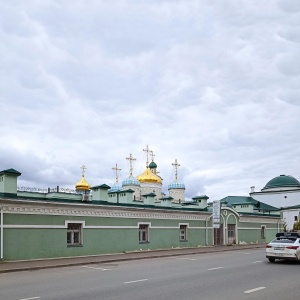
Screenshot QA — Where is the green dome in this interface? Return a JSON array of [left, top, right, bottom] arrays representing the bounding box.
[[149, 161, 157, 169], [262, 175, 300, 190]]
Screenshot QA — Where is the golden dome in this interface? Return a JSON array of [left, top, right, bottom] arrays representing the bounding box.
[[75, 175, 91, 191], [136, 167, 162, 184]]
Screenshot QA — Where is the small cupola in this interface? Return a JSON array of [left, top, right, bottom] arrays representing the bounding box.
[[75, 165, 91, 191]]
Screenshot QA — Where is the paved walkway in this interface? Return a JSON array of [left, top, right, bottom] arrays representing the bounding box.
[[0, 244, 265, 274]]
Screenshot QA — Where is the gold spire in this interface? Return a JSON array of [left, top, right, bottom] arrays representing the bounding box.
[[75, 165, 91, 191]]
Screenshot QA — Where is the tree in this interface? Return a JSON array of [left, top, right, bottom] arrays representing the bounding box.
[[292, 220, 300, 231]]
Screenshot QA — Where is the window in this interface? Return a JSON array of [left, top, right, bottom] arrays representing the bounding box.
[[261, 225, 266, 239], [67, 223, 82, 246], [294, 216, 298, 221], [180, 225, 188, 241], [139, 224, 149, 243]]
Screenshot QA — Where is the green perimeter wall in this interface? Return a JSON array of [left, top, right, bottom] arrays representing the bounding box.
[[2, 213, 211, 261], [237, 222, 281, 244], [1, 211, 281, 261]]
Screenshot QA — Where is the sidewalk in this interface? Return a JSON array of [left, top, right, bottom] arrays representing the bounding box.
[[0, 244, 265, 274]]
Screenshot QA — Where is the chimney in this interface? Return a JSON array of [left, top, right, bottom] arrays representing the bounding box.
[[250, 186, 255, 193]]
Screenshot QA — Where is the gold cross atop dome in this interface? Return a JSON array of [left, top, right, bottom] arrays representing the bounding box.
[[172, 159, 180, 180], [150, 150, 155, 162], [75, 165, 91, 191], [112, 163, 121, 183], [143, 145, 151, 168], [126, 153, 136, 176], [80, 165, 87, 176]]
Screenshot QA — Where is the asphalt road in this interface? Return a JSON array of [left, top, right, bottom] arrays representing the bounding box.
[[0, 248, 299, 300]]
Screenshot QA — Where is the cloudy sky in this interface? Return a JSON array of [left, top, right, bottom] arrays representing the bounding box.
[[1, 0, 300, 201]]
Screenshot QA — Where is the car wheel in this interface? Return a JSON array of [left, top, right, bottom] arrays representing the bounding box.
[[268, 258, 275, 263]]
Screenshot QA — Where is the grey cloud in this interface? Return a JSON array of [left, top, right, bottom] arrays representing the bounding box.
[[1, 0, 300, 201], [277, 0, 300, 13]]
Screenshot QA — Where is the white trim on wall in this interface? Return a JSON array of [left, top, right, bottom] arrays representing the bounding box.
[[2, 205, 208, 221]]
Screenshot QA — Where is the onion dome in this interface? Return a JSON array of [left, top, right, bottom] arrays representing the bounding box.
[[75, 176, 91, 191], [149, 161, 157, 169], [108, 183, 122, 192], [262, 175, 300, 190], [122, 175, 140, 187], [168, 180, 185, 190], [136, 167, 162, 184]]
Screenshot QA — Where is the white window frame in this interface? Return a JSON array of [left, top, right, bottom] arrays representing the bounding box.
[[66, 221, 84, 246], [179, 223, 188, 241]]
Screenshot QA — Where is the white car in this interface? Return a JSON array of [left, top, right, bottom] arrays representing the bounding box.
[[266, 232, 300, 263]]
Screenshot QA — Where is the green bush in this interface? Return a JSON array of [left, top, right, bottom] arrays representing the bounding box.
[[292, 220, 300, 231]]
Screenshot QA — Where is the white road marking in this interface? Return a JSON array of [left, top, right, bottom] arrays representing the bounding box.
[[244, 287, 266, 294], [252, 260, 263, 263], [173, 257, 198, 261], [232, 252, 250, 255], [82, 266, 111, 271], [124, 279, 148, 284], [207, 267, 224, 271], [19, 297, 40, 300]]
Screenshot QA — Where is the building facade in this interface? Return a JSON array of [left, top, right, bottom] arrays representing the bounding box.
[[0, 149, 282, 261], [250, 174, 300, 231]]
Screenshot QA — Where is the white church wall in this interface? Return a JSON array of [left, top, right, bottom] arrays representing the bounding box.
[[250, 190, 300, 208], [282, 210, 300, 231]]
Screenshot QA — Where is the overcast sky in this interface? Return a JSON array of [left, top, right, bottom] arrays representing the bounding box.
[[1, 0, 300, 201]]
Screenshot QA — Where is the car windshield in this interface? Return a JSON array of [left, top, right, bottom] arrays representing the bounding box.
[[271, 238, 296, 244]]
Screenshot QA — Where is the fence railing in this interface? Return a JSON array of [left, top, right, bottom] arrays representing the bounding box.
[[17, 186, 77, 194]]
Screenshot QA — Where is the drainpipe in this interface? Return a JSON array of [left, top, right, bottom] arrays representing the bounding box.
[[1, 207, 3, 260]]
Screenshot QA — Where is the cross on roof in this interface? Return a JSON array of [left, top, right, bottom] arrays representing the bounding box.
[[112, 163, 121, 183], [80, 165, 87, 177], [143, 145, 151, 168], [150, 150, 155, 162], [126, 153, 136, 176], [172, 159, 180, 180]]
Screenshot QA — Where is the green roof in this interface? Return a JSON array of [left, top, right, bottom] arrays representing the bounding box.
[[220, 196, 279, 212], [159, 196, 174, 201], [91, 184, 111, 190], [0, 168, 21, 176], [280, 204, 300, 210], [192, 195, 209, 200], [262, 175, 300, 190], [142, 192, 156, 197]]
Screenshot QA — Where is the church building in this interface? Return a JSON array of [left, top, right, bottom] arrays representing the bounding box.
[[249, 175, 300, 231], [0, 146, 282, 261]]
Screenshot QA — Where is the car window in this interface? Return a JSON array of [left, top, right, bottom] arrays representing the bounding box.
[[271, 238, 296, 243]]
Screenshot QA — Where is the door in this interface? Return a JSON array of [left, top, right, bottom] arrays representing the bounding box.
[[227, 224, 236, 244], [214, 224, 223, 245]]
